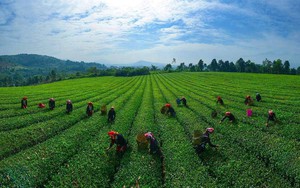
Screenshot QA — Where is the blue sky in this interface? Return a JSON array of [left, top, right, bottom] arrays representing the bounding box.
[[0, 0, 300, 67]]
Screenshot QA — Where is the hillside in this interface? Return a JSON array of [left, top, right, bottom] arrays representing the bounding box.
[[0, 72, 299, 187], [0, 54, 108, 86], [0, 54, 107, 71]]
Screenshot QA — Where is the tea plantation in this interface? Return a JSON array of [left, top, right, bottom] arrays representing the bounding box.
[[0, 72, 299, 187]]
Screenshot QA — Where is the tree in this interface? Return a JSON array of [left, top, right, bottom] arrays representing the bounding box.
[[177, 62, 187, 71], [209, 59, 218, 71], [290, 68, 297, 75], [197, 59, 204, 71], [272, 59, 283, 74], [87, 67, 98, 76], [229, 62, 237, 72], [262, 58, 272, 73], [283, 61, 290, 74], [245, 60, 257, 73], [218, 60, 224, 71], [151, 65, 158, 71], [235, 58, 245, 72], [164, 64, 173, 72], [49, 69, 57, 81], [297, 66, 300, 75]]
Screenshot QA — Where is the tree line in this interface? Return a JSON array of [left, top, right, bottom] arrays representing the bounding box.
[[0, 67, 150, 87], [163, 58, 300, 75]]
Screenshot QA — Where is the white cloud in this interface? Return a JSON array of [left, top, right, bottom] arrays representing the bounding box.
[[0, 0, 299, 67]]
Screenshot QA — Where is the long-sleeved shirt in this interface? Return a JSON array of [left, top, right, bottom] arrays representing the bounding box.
[[66, 103, 73, 112], [86, 105, 94, 114], [200, 132, 217, 148], [149, 137, 159, 153], [108, 109, 116, 120], [217, 98, 224, 105], [110, 134, 127, 148], [167, 107, 176, 116], [256, 94, 261, 102], [49, 100, 55, 109], [181, 98, 187, 106], [21, 99, 27, 108], [267, 113, 276, 123]]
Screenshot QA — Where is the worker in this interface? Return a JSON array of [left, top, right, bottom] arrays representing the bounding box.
[[144, 132, 160, 155], [244, 95, 253, 105], [266, 110, 276, 127], [107, 131, 127, 153], [219, 111, 235, 123], [165, 103, 176, 117], [194, 128, 218, 155], [21, 96, 28, 109], [176, 98, 181, 106], [108, 106, 116, 123], [181, 96, 187, 107], [49, 98, 55, 110], [66, 100, 73, 113], [86, 102, 94, 116], [216, 96, 224, 105], [256, 93, 262, 102], [38, 103, 46, 108]]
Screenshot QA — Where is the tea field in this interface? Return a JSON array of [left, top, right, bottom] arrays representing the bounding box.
[[0, 72, 299, 187]]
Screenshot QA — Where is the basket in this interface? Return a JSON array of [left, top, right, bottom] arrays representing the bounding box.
[[100, 105, 107, 115], [192, 130, 202, 145], [136, 133, 148, 149]]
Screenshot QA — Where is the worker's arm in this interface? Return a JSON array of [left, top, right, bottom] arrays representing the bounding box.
[[107, 139, 115, 150], [220, 116, 227, 123], [208, 138, 217, 147]]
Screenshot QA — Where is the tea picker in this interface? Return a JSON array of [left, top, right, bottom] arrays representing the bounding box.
[[244, 95, 253, 106], [219, 112, 235, 123], [266, 110, 277, 127], [21, 96, 28, 109], [49, 98, 55, 110], [193, 128, 218, 155], [86, 102, 94, 116], [107, 131, 128, 153], [66, 100, 73, 113], [108, 106, 116, 123], [165, 103, 176, 117], [216, 96, 224, 105], [181, 96, 187, 107], [176, 98, 181, 106], [38, 103, 46, 108], [256, 93, 262, 102], [144, 132, 161, 155]]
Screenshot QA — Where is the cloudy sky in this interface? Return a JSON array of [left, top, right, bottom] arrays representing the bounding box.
[[1, 0, 300, 67]]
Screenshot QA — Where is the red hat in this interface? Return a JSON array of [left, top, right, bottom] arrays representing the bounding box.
[[217, 96, 221, 100], [165, 103, 171, 107], [206, 128, 214, 133], [225, 112, 231, 116], [23, 96, 28, 100], [268, 110, 273, 115], [108, 131, 118, 137], [144, 132, 154, 138], [88, 102, 93, 105]]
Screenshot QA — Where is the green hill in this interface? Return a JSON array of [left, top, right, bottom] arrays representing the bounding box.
[[0, 54, 107, 86], [0, 72, 299, 187]]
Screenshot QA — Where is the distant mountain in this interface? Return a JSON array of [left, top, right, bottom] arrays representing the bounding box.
[[109, 60, 165, 68]]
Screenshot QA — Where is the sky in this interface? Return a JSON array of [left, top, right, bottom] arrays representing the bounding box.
[[1, 0, 300, 67]]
